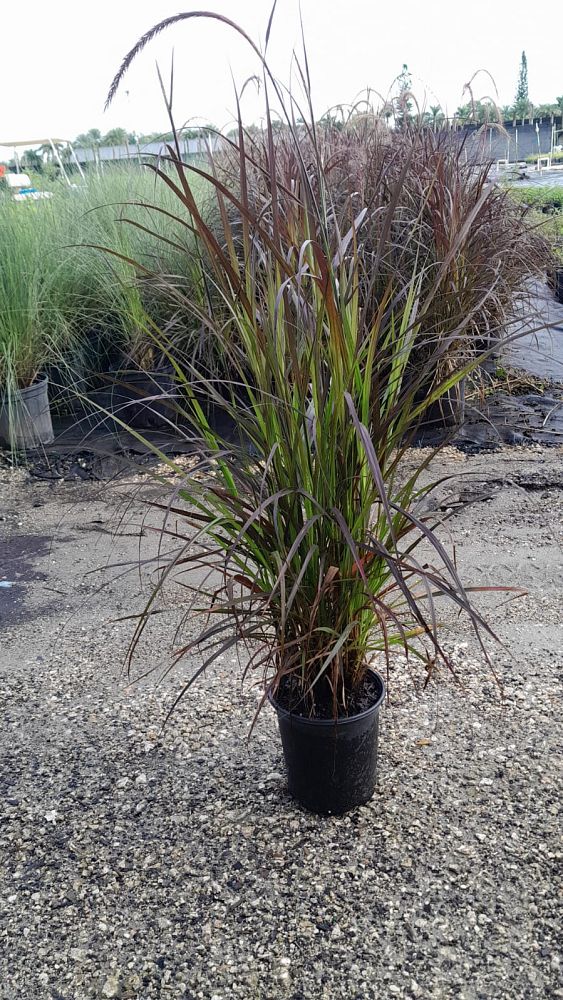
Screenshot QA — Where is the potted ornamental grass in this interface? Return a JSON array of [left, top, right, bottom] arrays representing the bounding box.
[[106, 10, 533, 814], [0, 184, 128, 449], [0, 201, 60, 448], [106, 280, 177, 429], [81, 218, 178, 429]]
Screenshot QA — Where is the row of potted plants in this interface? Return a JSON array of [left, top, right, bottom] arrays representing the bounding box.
[[1, 141, 553, 448]]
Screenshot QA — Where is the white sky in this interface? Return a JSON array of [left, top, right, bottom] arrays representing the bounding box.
[[1, 0, 561, 144]]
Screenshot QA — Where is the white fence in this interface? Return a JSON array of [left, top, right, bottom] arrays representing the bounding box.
[[73, 136, 224, 165]]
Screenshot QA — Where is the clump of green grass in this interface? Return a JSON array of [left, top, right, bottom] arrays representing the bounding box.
[[506, 185, 563, 262], [507, 185, 563, 212], [525, 152, 563, 165], [0, 164, 209, 413], [0, 197, 85, 396]]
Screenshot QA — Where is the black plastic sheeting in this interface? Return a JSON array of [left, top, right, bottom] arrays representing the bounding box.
[[417, 388, 563, 453], [5, 378, 558, 482]]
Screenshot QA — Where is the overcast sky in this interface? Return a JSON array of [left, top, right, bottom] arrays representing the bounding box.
[[1, 0, 561, 146]]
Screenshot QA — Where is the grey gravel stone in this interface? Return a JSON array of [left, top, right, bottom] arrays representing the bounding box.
[[0, 448, 562, 999], [101, 975, 122, 998]]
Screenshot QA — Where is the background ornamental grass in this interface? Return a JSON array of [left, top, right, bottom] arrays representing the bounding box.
[[0, 166, 207, 406]]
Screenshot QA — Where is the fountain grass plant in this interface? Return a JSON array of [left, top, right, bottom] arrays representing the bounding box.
[[0, 196, 86, 409], [215, 116, 551, 389], [0, 164, 208, 405], [102, 9, 539, 724]]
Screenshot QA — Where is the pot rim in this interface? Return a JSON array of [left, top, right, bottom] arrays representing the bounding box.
[[1, 375, 49, 400], [23, 374, 49, 389], [268, 666, 385, 727], [108, 369, 174, 379]]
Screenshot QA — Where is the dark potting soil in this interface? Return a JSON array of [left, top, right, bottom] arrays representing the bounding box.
[[274, 670, 382, 720]]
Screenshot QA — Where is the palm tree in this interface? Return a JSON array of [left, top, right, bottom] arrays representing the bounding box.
[[454, 104, 470, 123], [74, 129, 102, 168], [102, 127, 129, 147], [36, 141, 67, 166], [428, 104, 444, 130], [21, 149, 43, 173]]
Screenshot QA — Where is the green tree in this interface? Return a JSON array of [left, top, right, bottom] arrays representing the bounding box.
[[455, 101, 495, 124], [33, 141, 70, 179], [37, 141, 65, 162], [455, 104, 470, 122], [395, 63, 413, 128], [533, 103, 559, 118], [22, 149, 43, 173], [138, 131, 175, 144], [102, 127, 129, 147], [75, 129, 102, 151], [427, 104, 444, 128], [514, 51, 531, 117]]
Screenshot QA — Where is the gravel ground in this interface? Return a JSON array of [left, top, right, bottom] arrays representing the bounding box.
[[0, 447, 562, 1000]]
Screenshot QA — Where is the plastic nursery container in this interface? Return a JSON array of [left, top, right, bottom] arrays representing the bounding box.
[[108, 365, 175, 429], [269, 668, 385, 815], [0, 376, 54, 449]]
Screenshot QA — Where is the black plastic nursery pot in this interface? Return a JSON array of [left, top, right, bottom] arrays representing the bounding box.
[[0, 376, 54, 449], [418, 378, 466, 431], [269, 669, 385, 815], [107, 365, 176, 429], [555, 268, 563, 305]]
